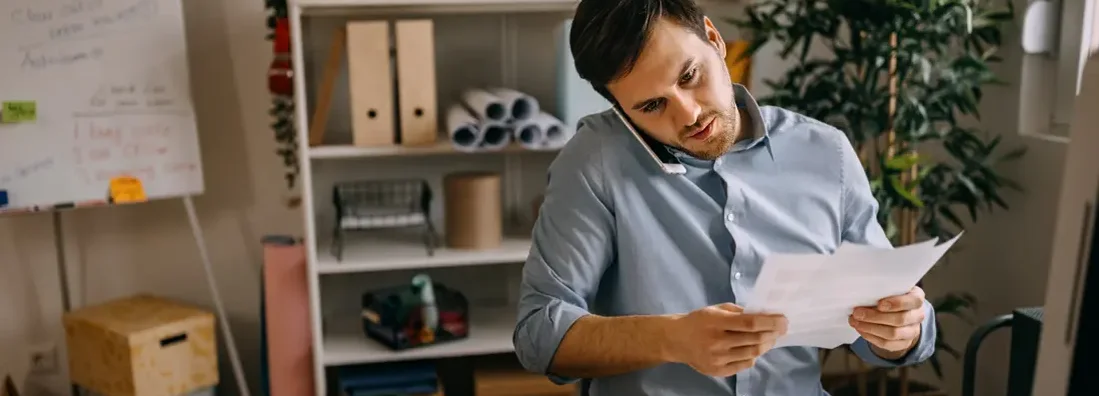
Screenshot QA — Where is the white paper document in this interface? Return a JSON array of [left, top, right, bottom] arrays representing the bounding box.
[[743, 233, 963, 349]]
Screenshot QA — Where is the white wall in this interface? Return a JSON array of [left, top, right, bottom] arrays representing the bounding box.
[[0, 0, 301, 394]]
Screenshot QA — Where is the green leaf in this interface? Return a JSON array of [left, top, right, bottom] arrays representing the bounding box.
[[938, 205, 965, 229], [933, 292, 978, 315], [885, 218, 899, 239], [938, 338, 962, 359], [889, 176, 925, 207], [885, 152, 921, 170], [999, 147, 1028, 162], [928, 353, 944, 378]]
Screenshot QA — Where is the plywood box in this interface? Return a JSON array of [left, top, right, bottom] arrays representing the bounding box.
[[474, 368, 576, 396], [63, 294, 218, 396]]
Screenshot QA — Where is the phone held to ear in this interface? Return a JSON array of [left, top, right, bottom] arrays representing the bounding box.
[[611, 106, 687, 175]]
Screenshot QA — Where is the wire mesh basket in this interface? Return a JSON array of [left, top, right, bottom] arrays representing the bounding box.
[[331, 179, 438, 261]]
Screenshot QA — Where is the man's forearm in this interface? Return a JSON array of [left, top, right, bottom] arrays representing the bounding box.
[[549, 314, 677, 379]]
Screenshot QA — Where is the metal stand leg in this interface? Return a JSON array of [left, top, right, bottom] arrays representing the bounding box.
[[183, 196, 252, 396], [53, 211, 72, 312], [52, 211, 82, 396]]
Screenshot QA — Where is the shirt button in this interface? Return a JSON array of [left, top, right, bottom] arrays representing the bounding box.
[[726, 213, 735, 222], [734, 272, 742, 280]]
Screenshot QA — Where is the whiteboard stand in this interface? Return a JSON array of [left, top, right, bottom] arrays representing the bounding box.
[[182, 196, 251, 396], [51, 212, 80, 396], [53, 212, 73, 312], [37, 198, 252, 396]]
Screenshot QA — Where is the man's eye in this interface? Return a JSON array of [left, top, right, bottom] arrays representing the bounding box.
[[680, 68, 697, 84], [641, 100, 663, 113]]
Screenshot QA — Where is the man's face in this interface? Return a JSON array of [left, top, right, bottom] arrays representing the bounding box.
[[607, 17, 737, 161]]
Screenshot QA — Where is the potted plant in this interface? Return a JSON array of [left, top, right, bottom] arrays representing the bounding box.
[[265, 0, 302, 207], [729, 0, 1021, 394]]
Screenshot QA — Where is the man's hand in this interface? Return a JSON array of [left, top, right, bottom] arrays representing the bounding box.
[[849, 286, 926, 360], [664, 303, 788, 377]]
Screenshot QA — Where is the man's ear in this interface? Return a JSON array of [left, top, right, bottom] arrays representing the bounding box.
[[703, 16, 727, 59]]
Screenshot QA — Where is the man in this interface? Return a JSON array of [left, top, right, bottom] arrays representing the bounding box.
[[513, 0, 936, 395]]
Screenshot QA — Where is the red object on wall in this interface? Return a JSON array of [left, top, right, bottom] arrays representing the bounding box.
[[269, 18, 294, 96]]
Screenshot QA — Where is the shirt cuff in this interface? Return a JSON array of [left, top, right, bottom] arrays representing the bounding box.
[[514, 299, 590, 385], [850, 300, 937, 367]]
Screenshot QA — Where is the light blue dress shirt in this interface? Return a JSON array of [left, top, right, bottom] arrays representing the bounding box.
[[513, 84, 936, 395]]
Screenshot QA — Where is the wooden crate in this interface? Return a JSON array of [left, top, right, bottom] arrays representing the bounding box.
[[470, 354, 576, 396], [63, 294, 218, 396], [474, 368, 576, 396]]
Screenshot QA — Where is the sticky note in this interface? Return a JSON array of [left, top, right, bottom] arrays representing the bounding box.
[[109, 176, 147, 204], [1, 101, 37, 123]]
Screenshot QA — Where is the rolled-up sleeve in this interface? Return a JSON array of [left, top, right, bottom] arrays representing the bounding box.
[[513, 124, 615, 384], [836, 130, 937, 367]]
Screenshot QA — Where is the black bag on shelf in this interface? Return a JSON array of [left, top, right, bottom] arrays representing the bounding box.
[[360, 281, 469, 351]]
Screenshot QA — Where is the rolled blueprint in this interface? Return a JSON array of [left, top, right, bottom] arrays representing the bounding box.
[[489, 87, 540, 122], [533, 112, 573, 150], [512, 119, 545, 150], [447, 104, 483, 152], [461, 89, 507, 122], [479, 120, 512, 151]]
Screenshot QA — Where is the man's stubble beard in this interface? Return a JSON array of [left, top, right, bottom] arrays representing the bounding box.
[[681, 102, 740, 161]]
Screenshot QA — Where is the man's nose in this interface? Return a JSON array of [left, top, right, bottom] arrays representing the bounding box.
[[669, 91, 702, 132]]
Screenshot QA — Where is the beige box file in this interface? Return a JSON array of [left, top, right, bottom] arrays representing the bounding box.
[[63, 294, 218, 396], [395, 19, 438, 146], [347, 21, 395, 147]]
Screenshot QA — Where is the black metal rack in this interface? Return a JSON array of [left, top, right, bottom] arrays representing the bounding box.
[[331, 179, 438, 261]]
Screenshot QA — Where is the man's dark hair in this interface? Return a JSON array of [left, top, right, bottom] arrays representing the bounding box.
[[569, 0, 709, 102]]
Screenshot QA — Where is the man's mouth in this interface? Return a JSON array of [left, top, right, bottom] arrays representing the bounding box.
[[687, 118, 716, 140]]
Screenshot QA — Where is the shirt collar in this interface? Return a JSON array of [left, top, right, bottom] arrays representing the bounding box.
[[670, 83, 774, 164]]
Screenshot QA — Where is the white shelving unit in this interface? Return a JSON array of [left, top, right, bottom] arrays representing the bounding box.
[[287, 0, 576, 394], [309, 141, 549, 159]]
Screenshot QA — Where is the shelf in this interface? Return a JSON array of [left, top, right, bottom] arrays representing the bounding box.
[[309, 141, 559, 160], [294, 0, 578, 16], [323, 305, 517, 366], [294, 0, 736, 15], [316, 234, 532, 274]]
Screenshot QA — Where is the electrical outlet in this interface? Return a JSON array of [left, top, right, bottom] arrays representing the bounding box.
[[27, 342, 58, 374]]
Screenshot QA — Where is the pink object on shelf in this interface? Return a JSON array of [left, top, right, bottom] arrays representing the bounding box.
[[263, 238, 316, 396]]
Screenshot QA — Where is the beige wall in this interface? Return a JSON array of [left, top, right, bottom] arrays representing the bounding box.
[[0, 0, 300, 394]]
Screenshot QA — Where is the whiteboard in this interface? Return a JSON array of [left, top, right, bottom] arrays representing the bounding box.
[[0, 0, 203, 212]]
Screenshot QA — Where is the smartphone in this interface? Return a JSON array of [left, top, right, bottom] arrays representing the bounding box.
[[611, 106, 687, 174]]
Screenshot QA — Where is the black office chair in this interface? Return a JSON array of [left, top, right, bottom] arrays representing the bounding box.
[[962, 307, 1044, 396]]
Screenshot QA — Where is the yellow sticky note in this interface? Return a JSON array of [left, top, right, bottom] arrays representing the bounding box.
[[109, 176, 147, 204], [1, 101, 37, 123]]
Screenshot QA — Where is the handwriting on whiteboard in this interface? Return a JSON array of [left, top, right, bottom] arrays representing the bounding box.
[[72, 117, 196, 186], [0, 158, 56, 187], [12, 0, 160, 71], [78, 80, 182, 116], [22, 47, 104, 71], [9, 0, 107, 24]]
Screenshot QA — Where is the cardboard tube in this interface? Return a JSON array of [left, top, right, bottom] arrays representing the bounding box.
[[444, 172, 502, 249]]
